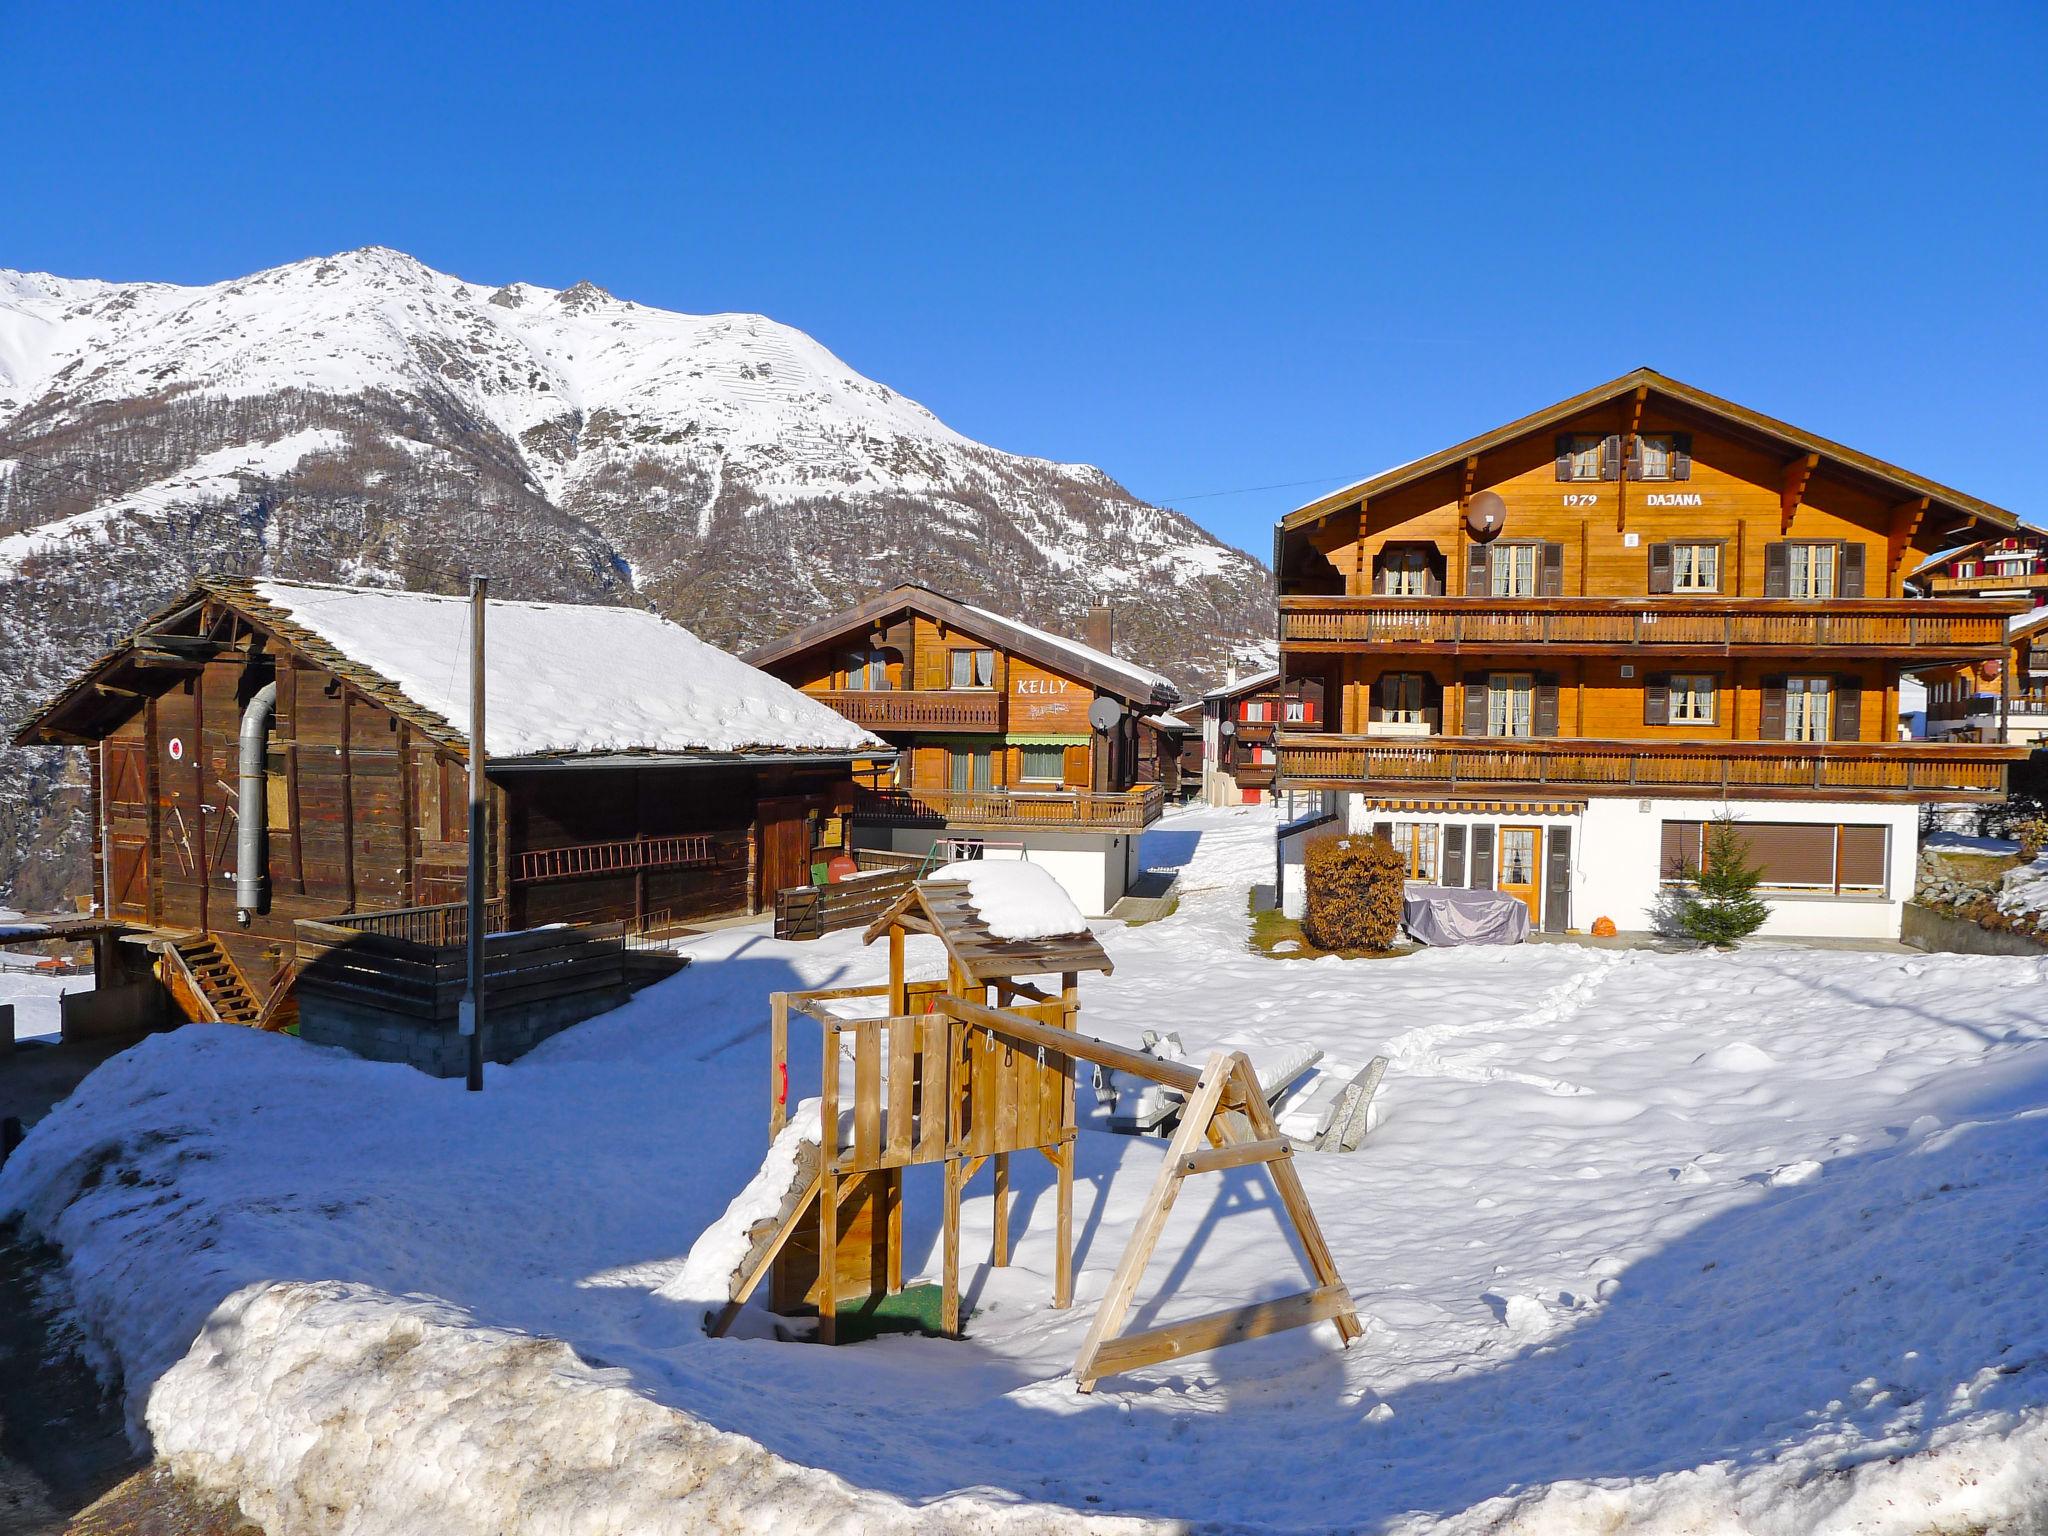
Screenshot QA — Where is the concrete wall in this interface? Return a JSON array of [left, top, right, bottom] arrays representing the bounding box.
[[1901, 902, 2048, 957], [297, 985, 632, 1078]]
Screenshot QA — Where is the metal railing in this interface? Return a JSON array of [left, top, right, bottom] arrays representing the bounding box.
[[1275, 733, 2025, 802], [852, 783, 1165, 830], [326, 899, 509, 947], [1280, 596, 2016, 653], [812, 689, 1004, 731]]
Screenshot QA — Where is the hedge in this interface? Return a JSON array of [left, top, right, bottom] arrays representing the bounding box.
[[1301, 833, 1406, 952]]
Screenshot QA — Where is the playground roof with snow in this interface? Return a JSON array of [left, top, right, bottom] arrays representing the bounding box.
[[864, 863, 1111, 982]]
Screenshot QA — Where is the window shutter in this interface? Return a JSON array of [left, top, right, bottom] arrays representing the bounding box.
[[1372, 820, 1394, 843], [1625, 435, 1645, 481], [1644, 674, 1670, 726], [1443, 824, 1468, 886], [1376, 673, 1397, 721], [1647, 542, 1674, 594], [1660, 820, 1704, 879], [1760, 677, 1787, 740], [1427, 547, 1446, 596], [1839, 541, 1866, 598], [1554, 434, 1573, 481], [1534, 674, 1560, 737], [1470, 825, 1496, 889], [1833, 676, 1863, 740], [1540, 541, 1565, 596], [1838, 825, 1887, 889], [1599, 435, 1621, 481], [1672, 433, 1692, 481], [1542, 827, 1571, 933], [1465, 540, 1489, 596], [1462, 674, 1489, 735], [1742, 822, 1834, 886], [1763, 542, 1790, 598]]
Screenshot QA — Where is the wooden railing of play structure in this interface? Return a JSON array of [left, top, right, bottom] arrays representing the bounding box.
[[770, 850, 925, 941]]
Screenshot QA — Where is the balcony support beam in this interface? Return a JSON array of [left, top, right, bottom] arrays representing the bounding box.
[[1781, 453, 1820, 534], [1887, 496, 1930, 596]]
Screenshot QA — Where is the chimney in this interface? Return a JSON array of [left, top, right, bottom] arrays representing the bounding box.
[[1080, 601, 1114, 654]]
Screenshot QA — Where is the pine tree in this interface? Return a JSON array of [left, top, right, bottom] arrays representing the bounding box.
[[1678, 815, 1771, 947]]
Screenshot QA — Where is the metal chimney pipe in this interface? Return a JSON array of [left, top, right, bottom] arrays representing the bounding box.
[[235, 681, 278, 923]]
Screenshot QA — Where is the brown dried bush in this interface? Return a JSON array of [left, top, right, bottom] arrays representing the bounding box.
[[1301, 833, 1406, 952]]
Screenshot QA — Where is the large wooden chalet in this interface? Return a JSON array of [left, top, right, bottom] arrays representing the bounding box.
[[1906, 528, 2048, 745], [16, 577, 881, 1032], [745, 585, 1181, 914], [1270, 369, 2033, 940]]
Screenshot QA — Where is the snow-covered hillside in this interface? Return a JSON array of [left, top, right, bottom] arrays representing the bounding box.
[[0, 246, 1274, 906]]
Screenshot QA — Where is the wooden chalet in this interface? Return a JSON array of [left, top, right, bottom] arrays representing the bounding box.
[[1905, 529, 2048, 745], [745, 585, 1181, 914], [1194, 668, 1327, 807], [15, 577, 882, 1037], [1270, 368, 2033, 940]]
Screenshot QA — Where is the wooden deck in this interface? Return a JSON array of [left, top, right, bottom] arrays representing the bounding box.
[[852, 784, 1165, 831], [1275, 733, 2028, 802], [1280, 596, 2019, 658]]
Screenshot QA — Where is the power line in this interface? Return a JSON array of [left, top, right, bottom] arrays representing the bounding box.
[[1155, 474, 1355, 504]]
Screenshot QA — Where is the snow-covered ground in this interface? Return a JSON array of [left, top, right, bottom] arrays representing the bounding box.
[[2, 963, 80, 1043], [4, 805, 2047, 1533]]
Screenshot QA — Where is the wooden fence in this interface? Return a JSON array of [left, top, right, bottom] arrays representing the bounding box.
[[326, 899, 509, 948], [772, 850, 923, 941], [293, 919, 626, 1021]]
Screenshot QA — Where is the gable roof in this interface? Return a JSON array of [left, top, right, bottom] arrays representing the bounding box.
[[1202, 667, 1280, 702], [744, 583, 1179, 708], [861, 874, 1114, 983], [1907, 526, 2048, 581], [1281, 368, 2023, 535], [16, 576, 884, 760]]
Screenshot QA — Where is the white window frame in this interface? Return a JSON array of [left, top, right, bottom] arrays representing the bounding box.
[[1670, 673, 1718, 725], [1383, 546, 1430, 596], [1488, 672, 1536, 738], [1636, 434, 1675, 479], [949, 648, 995, 690], [1490, 543, 1540, 597], [1785, 676, 1832, 742], [1672, 542, 1720, 593], [1383, 672, 1425, 724], [1567, 435, 1605, 481], [1787, 543, 1837, 600]]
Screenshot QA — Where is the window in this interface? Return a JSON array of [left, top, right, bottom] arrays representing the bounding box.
[[1670, 674, 1717, 725], [948, 649, 995, 689], [1385, 822, 1440, 881], [1661, 820, 1888, 893], [1565, 435, 1606, 481], [1785, 676, 1832, 742], [1672, 543, 1720, 593], [1636, 435, 1674, 479], [948, 747, 993, 792], [1787, 543, 1837, 599], [1490, 543, 1540, 597], [1381, 546, 1431, 596], [265, 747, 292, 832], [844, 649, 892, 690], [1488, 673, 1535, 738], [1379, 672, 1426, 723], [1018, 745, 1064, 782]]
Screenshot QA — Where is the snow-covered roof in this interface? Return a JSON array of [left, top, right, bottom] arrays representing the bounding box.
[[954, 602, 1175, 701], [249, 580, 881, 759], [928, 861, 1088, 941], [1203, 667, 1280, 701]]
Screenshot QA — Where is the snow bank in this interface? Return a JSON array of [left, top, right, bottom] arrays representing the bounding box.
[[253, 579, 882, 758], [929, 860, 1088, 940], [6, 807, 2048, 1534], [662, 1099, 821, 1316], [1997, 851, 2048, 922]]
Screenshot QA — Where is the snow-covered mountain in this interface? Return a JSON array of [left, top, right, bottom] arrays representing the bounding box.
[[0, 246, 1273, 906]]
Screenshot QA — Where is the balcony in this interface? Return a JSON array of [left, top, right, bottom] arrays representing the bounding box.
[[1275, 733, 2028, 803], [1923, 569, 2048, 594], [852, 783, 1165, 831], [812, 689, 1004, 732], [1233, 762, 1276, 790], [1280, 597, 2018, 659], [1928, 689, 2048, 725]]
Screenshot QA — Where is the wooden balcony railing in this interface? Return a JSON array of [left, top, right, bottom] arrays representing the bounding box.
[[812, 689, 1004, 731], [852, 783, 1165, 830], [327, 899, 510, 947], [1923, 570, 2048, 593], [1280, 596, 2019, 656], [1234, 762, 1276, 789], [1275, 733, 2028, 803], [1928, 690, 2048, 723]]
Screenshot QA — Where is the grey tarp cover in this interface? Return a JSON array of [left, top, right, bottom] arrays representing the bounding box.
[[1402, 884, 1531, 946]]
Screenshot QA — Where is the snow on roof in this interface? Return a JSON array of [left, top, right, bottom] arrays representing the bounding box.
[[957, 602, 1174, 701], [1141, 713, 1188, 732], [1203, 667, 1280, 700], [929, 861, 1088, 941], [252, 580, 881, 759]]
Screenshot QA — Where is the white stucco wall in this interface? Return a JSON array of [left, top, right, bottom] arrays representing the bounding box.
[[852, 826, 1134, 916]]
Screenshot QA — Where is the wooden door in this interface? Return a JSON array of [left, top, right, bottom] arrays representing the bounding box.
[[1497, 825, 1542, 923], [759, 796, 816, 899], [104, 741, 153, 919]]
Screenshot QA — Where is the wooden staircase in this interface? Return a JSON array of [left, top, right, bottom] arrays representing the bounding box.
[[160, 935, 264, 1026]]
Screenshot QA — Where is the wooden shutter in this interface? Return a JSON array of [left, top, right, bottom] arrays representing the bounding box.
[[1554, 434, 1574, 481], [1671, 433, 1692, 481], [1839, 541, 1866, 598], [1462, 674, 1489, 735], [1443, 824, 1468, 886], [1743, 822, 1835, 886], [1540, 541, 1565, 596], [1625, 435, 1645, 481], [1833, 676, 1863, 740], [1599, 435, 1621, 481], [1469, 825, 1496, 889], [1543, 827, 1571, 933], [1423, 676, 1442, 734], [1375, 673, 1397, 722], [1760, 677, 1787, 740], [1426, 547, 1447, 596], [1837, 824, 1888, 889], [1647, 542, 1674, 594], [1372, 820, 1394, 843], [1659, 820, 1704, 878], [1534, 674, 1560, 737], [1644, 674, 1671, 726], [1465, 540, 1489, 596], [1763, 542, 1790, 598]]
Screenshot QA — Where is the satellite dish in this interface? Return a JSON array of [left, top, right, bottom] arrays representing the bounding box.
[[1466, 489, 1507, 538], [1219, 718, 1237, 738], [1088, 697, 1125, 732]]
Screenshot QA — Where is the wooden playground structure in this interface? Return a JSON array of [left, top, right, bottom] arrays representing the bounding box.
[[710, 873, 1363, 1391]]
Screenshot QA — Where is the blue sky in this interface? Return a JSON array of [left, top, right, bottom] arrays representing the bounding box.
[[8, 2, 2044, 559]]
